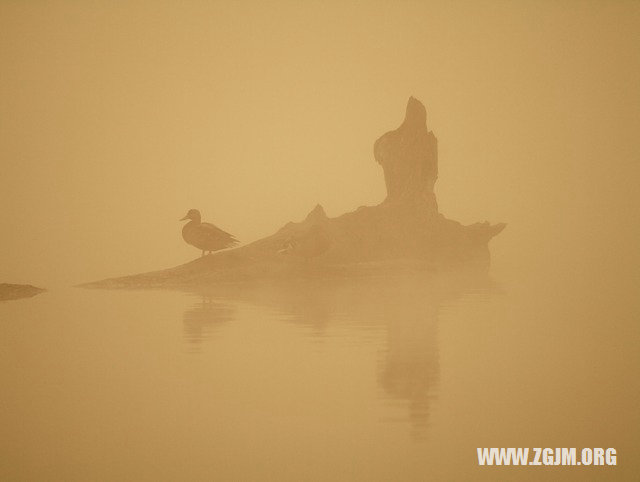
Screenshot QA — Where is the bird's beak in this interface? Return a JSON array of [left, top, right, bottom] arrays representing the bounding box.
[[179, 215, 189, 221]]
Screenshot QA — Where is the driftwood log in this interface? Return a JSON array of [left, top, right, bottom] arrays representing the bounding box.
[[84, 97, 505, 289]]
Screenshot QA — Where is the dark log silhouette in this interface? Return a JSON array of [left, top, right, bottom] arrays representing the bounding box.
[[0, 283, 45, 301]]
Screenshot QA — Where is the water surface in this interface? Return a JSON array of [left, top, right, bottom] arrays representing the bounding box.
[[1, 271, 637, 481]]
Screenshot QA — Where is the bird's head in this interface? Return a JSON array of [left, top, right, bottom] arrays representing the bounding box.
[[180, 209, 201, 222]]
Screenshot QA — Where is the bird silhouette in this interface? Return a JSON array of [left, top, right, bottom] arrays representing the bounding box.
[[180, 209, 239, 257]]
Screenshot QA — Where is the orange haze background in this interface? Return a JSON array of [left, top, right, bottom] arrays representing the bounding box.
[[1, 1, 639, 288]]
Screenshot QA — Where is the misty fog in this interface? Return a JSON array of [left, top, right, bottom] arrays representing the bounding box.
[[1, 2, 639, 481]]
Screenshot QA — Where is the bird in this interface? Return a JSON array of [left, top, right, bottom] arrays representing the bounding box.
[[179, 209, 239, 257]]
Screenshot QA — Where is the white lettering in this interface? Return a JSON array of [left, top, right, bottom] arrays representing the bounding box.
[[606, 448, 617, 465], [542, 448, 554, 465], [531, 447, 542, 465], [561, 447, 576, 465], [593, 447, 604, 465], [582, 448, 593, 465]]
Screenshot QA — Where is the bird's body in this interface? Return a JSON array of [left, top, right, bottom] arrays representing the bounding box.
[[180, 209, 238, 257]]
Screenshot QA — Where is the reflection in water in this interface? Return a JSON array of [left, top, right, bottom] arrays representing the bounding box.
[[378, 298, 439, 440], [182, 296, 235, 350], [273, 285, 332, 337], [4, 275, 637, 481], [192, 273, 492, 438]]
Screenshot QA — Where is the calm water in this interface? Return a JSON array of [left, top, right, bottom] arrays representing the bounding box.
[[1, 271, 638, 481]]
